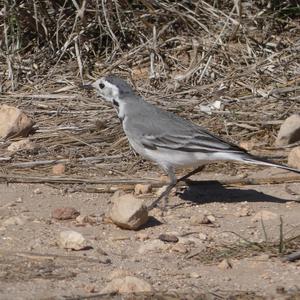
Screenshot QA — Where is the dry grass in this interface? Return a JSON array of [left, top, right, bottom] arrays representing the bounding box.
[[0, 1, 299, 179]]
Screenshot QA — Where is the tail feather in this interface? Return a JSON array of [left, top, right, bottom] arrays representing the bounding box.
[[242, 154, 300, 174]]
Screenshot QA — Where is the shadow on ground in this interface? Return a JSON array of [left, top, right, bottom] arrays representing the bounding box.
[[179, 181, 292, 204]]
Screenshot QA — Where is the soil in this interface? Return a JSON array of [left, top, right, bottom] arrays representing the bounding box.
[[1, 167, 300, 300]]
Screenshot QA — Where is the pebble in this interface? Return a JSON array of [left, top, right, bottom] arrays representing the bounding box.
[[75, 215, 96, 225], [52, 163, 66, 175], [7, 138, 35, 153], [171, 243, 189, 254], [158, 233, 179, 243], [134, 184, 152, 195], [239, 140, 255, 151], [15, 197, 23, 203], [33, 188, 42, 195], [135, 232, 150, 241], [198, 233, 208, 241], [51, 207, 80, 220], [276, 114, 300, 146], [138, 239, 169, 254], [101, 276, 153, 293], [235, 206, 253, 217], [58, 230, 88, 250], [189, 272, 201, 278], [110, 194, 149, 230], [190, 213, 216, 225]]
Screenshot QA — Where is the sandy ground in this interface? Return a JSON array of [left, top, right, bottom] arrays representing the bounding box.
[[0, 167, 300, 300]]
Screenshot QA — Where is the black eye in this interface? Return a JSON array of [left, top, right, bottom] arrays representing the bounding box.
[[99, 83, 105, 89]]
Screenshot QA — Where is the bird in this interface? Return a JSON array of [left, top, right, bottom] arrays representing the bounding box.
[[83, 75, 300, 209]]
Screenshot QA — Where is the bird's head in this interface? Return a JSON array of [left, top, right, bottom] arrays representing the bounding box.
[[82, 75, 134, 103]]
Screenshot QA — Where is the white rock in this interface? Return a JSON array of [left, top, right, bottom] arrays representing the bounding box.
[[251, 210, 278, 222], [58, 230, 87, 250], [288, 146, 300, 169], [0, 105, 34, 139], [110, 194, 149, 230], [7, 138, 35, 152], [138, 239, 169, 254], [276, 114, 300, 146], [101, 276, 153, 293], [2, 216, 26, 226]]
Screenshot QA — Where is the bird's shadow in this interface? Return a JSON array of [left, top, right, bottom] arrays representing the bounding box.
[[177, 180, 293, 204]]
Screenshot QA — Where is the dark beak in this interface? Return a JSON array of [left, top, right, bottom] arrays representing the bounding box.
[[80, 83, 94, 90]]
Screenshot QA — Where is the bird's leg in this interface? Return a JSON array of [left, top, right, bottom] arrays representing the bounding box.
[[148, 169, 177, 211], [177, 165, 205, 182], [148, 166, 204, 211]]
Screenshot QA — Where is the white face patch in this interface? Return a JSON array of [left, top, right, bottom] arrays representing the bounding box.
[[92, 78, 120, 102]]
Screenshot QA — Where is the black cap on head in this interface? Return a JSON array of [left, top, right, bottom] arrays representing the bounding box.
[[105, 75, 134, 94]]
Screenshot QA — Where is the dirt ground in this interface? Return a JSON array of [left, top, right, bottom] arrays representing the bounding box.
[[1, 167, 300, 300]]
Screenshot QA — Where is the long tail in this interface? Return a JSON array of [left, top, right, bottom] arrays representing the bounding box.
[[241, 153, 300, 174]]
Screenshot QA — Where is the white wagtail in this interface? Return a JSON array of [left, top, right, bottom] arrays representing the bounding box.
[[83, 75, 300, 208]]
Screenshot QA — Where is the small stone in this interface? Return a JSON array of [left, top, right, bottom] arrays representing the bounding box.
[[190, 213, 215, 225], [239, 140, 255, 151], [101, 276, 153, 293], [235, 206, 253, 217], [7, 138, 35, 152], [110, 194, 149, 230], [58, 230, 88, 250], [15, 197, 23, 203], [198, 233, 207, 240], [288, 146, 300, 169], [0, 105, 34, 139], [75, 215, 96, 225], [52, 207, 80, 220], [138, 239, 169, 254], [52, 163, 66, 175], [276, 114, 300, 146], [218, 259, 232, 270], [251, 210, 278, 222], [2, 216, 26, 226], [33, 188, 42, 195], [171, 243, 189, 254], [206, 214, 216, 223], [135, 232, 150, 241], [158, 234, 179, 243], [134, 184, 152, 195], [190, 272, 201, 278], [108, 269, 132, 280]]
